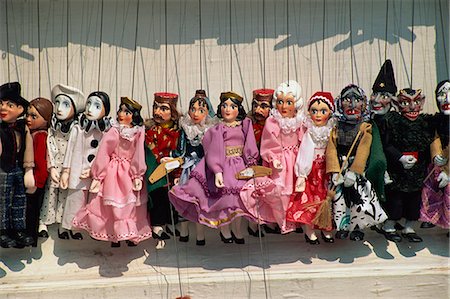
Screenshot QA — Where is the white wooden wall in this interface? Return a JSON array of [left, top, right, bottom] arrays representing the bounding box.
[[0, 0, 448, 119]]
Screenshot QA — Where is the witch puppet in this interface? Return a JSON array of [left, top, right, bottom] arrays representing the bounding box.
[[169, 91, 259, 244], [145, 92, 181, 245], [0, 82, 35, 248], [163, 90, 216, 245], [39, 84, 84, 239], [59, 91, 112, 240], [420, 80, 450, 232], [326, 84, 387, 241]]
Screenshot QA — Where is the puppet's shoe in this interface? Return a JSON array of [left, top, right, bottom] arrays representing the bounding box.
[[335, 230, 349, 239], [38, 230, 49, 238], [152, 230, 171, 240], [382, 230, 402, 243], [304, 234, 320, 245], [126, 240, 137, 247], [394, 222, 404, 231], [69, 230, 83, 240], [179, 235, 189, 242], [295, 227, 303, 234], [165, 225, 180, 237], [231, 231, 245, 244], [13, 231, 34, 247], [349, 230, 364, 241], [111, 241, 121, 247], [58, 229, 70, 240], [401, 232, 423, 243], [247, 226, 264, 238], [0, 234, 17, 248], [196, 239, 206, 246], [321, 231, 335, 243], [220, 232, 233, 244], [262, 224, 281, 234], [420, 222, 435, 229]]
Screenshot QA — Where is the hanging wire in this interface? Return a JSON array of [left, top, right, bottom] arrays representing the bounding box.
[[165, 0, 168, 92], [410, 0, 415, 87], [5, 0, 10, 81], [199, 0, 203, 89], [97, 0, 104, 91], [384, 0, 389, 62], [229, 0, 233, 90], [286, 0, 289, 84], [438, 0, 448, 74], [321, 0, 326, 91], [131, 0, 140, 98], [262, 0, 266, 88], [37, 0, 41, 96], [349, 0, 354, 83], [66, 0, 70, 85]]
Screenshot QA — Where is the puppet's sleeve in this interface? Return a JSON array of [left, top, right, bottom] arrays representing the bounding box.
[[242, 118, 259, 166], [260, 117, 283, 165], [350, 122, 372, 175], [33, 132, 49, 188], [204, 124, 225, 174], [326, 127, 340, 174], [130, 126, 146, 180], [91, 128, 118, 181], [23, 126, 35, 169], [62, 126, 80, 169]]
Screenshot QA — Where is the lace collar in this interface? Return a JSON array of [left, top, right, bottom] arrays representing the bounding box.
[[271, 108, 304, 134], [179, 115, 217, 144], [111, 119, 141, 141], [304, 116, 335, 148], [221, 120, 241, 128]]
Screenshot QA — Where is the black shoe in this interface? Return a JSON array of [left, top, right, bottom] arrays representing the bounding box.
[[295, 227, 303, 234], [196, 239, 206, 246], [321, 231, 334, 243], [126, 240, 137, 247], [370, 225, 383, 234], [394, 222, 404, 231], [152, 230, 170, 240], [304, 234, 320, 245], [58, 229, 70, 240], [179, 235, 189, 242], [14, 231, 34, 247], [69, 230, 83, 240], [263, 224, 281, 234], [166, 226, 180, 237], [420, 222, 435, 229], [447, 232, 449, 238], [220, 232, 233, 243], [401, 232, 423, 243], [0, 234, 17, 248], [382, 230, 402, 243], [38, 230, 49, 238], [111, 241, 121, 247], [247, 226, 264, 238], [335, 230, 349, 239], [231, 231, 245, 244], [349, 230, 364, 241]]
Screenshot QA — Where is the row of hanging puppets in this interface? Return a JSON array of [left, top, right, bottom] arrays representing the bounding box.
[[0, 59, 448, 250]]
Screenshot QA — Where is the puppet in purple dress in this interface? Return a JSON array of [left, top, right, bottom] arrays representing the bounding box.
[[72, 97, 152, 247], [169, 91, 259, 244]]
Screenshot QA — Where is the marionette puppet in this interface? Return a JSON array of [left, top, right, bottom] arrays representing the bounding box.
[[72, 97, 152, 247], [285, 91, 335, 244], [39, 84, 84, 239], [164, 90, 216, 245], [240, 80, 305, 235], [381, 88, 435, 242], [145, 92, 180, 242], [59, 91, 111, 240], [25, 97, 53, 247], [326, 84, 387, 241], [366, 59, 397, 204], [419, 80, 450, 232], [169, 91, 259, 244], [245, 88, 273, 237], [0, 82, 35, 248]]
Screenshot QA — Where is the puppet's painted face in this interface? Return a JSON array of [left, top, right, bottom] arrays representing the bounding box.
[[436, 82, 450, 115], [397, 89, 425, 121], [0, 100, 24, 123], [220, 99, 239, 123], [188, 101, 208, 125], [117, 104, 133, 127], [26, 105, 47, 130], [276, 93, 296, 118], [309, 101, 332, 127], [252, 99, 271, 123], [153, 102, 172, 124], [85, 96, 105, 121], [341, 89, 364, 121], [370, 92, 393, 115], [54, 95, 75, 121]]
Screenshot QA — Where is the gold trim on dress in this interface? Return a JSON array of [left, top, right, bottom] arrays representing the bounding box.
[[225, 145, 243, 157], [199, 210, 245, 226]]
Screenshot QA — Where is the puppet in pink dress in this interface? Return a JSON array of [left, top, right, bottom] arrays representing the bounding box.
[[286, 91, 335, 244], [72, 97, 152, 246], [169, 91, 259, 244], [240, 80, 305, 234]]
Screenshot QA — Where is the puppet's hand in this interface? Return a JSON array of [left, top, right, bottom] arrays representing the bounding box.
[[132, 178, 143, 191], [174, 178, 180, 185], [24, 168, 36, 189], [273, 159, 283, 171], [26, 186, 37, 194], [437, 171, 449, 189], [295, 177, 306, 192], [160, 157, 172, 163], [399, 155, 417, 169], [60, 169, 70, 189], [215, 172, 225, 188], [90, 179, 101, 193], [79, 168, 91, 179], [50, 167, 60, 184], [434, 155, 448, 167], [331, 172, 344, 186], [343, 170, 356, 187]]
